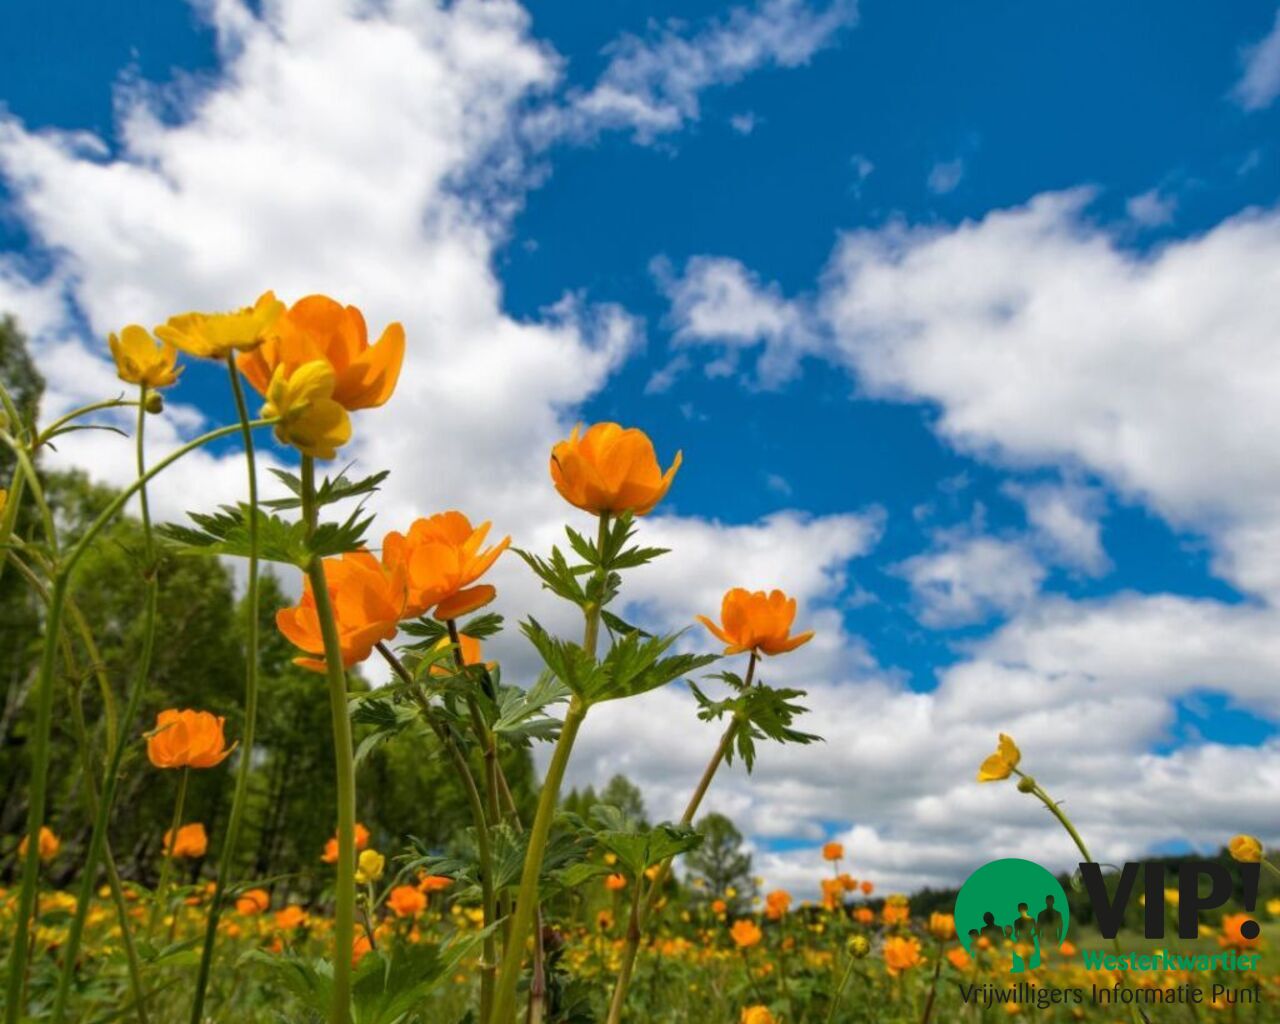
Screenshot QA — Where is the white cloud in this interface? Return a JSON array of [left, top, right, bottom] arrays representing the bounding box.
[[926, 157, 964, 195], [729, 111, 758, 135], [541, 0, 857, 143], [1006, 480, 1109, 575], [1233, 8, 1280, 111], [896, 531, 1045, 627], [1125, 187, 1177, 227], [849, 152, 874, 196], [655, 255, 821, 387]]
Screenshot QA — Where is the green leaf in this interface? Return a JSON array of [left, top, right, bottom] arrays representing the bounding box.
[[158, 502, 372, 566], [263, 467, 389, 512], [601, 609, 651, 638], [520, 618, 602, 699], [458, 611, 504, 639], [492, 672, 570, 746], [515, 546, 588, 606]]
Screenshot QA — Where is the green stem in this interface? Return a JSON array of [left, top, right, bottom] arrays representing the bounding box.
[[825, 955, 858, 1024], [302, 456, 357, 1024], [35, 396, 139, 449], [188, 358, 263, 1024], [149, 767, 191, 938]]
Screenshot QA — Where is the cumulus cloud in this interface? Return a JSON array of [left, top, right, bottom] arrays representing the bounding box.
[[926, 157, 965, 195], [1125, 187, 1177, 227], [896, 531, 1045, 627], [1233, 7, 1280, 111], [1006, 480, 1109, 575]]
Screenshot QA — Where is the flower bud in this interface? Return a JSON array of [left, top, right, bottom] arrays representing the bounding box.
[[848, 934, 870, 958], [1016, 775, 1037, 794], [145, 392, 165, 414]]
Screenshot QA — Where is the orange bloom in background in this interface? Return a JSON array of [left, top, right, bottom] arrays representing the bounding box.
[[731, 919, 763, 948], [854, 907, 874, 925], [698, 588, 814, 657], [883, 935, 923, 974], [387, 885, 427, 919], [822, 842, 844, 862], [839, 874, 858, 892], [417, 873, 453, 894], [820, 878, 845, 912], [429, 634, 485, 677], [1219, 913, 1262, 951], [382, 512, 509, 621], [235, 888, 271, 915], [764, 890, 791, 920], [351, 932, 373, 966], [322, 823, 371, 863], [109, 326, 181, 389], [883, 895, 910, 926], [740, 1007, 776, 1024], [929, 912, 956, 940], [604, 874, 628, 892], [274, 905, 308, 931], [1228, 835, 1263, 863], [860, 881, 874, 896], [164, 823, 208, 859], [18, 826, 60, 862], [147, 709, 234, 769], [711, 899, 728, 915], [550, 422, 681, 517], [237, 294, 404, 411], [278, 552, 406, 672], [946, 946, 971, 970], [156, 291, 284, 360]]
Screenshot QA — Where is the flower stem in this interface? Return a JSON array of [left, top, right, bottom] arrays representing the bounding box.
[[302, 456, 357, 1024], [188, 357, 263, 1024], [149, 767, 190, 938]]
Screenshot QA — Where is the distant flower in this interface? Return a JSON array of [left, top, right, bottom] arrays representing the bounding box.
[[382, 512, 510, 620], [882, 895, 910, 926], [1229, 835, 1263, 863], [274, 905, 308, 931], [550, 422, 681, 517], [147, 709, 234, 770], [156, 291, 283, 360], [929, 912, 956, 941], [109, 326, 181, 389], [860, 880, 874, 896], [1219, 913, 1262, 951], [322, 823, 371, 864], [977, 733, 1021, 782], [740, 1007, 776, 1024], [946, 946, 971, 970], [731, 919, 763, 948], [854, 907, 874, 925], [387, 885, 427, 918], [764, 890, 791, 920], [883, 935, 923, 974], [604, 874, 628, 892], [698, 588, 814, 657], [355, 849, 385, 885], [711, 899, 728, 915], [164, 823, 208, 859], [417, 873, 453, 894], [235, 889, 271, 916], [351, 932, 373, 966], [18, 826, 60, 863], [822, 842, 844, 862]]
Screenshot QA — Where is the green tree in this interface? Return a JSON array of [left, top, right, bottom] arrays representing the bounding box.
[[684, 812, 755, 911]]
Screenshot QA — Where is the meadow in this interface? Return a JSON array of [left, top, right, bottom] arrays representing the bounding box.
[[0, 295, 1275, 1023]]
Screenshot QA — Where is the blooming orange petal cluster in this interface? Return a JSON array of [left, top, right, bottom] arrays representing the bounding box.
[[730, 919, 763, 948], [322, 823, 371, 864], [382, 512, 509, 621], [550, 422, 681, 517], [387, 885, 428, 919], [235, 888, 271, 915], [278, 553, 406, 672], [147, 709, 234, 769], [822, 841, 844, 862], [165, 822, 209, 859], [698, 588, 814, 657], [237, 294, 404, 412], [764, 890, 791, 920], [883, 935, 923, 974], [18, 826, 60, 862]]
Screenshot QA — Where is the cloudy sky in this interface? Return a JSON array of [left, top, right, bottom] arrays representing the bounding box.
[[2, 0, 1279, 896]]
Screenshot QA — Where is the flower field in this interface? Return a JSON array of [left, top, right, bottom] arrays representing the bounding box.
[[0, 294, 1276, 1023]]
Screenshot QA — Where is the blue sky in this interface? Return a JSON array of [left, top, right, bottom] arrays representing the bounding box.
[[2, 0, 1279, 889]]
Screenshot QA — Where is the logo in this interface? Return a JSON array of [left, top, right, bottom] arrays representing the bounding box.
[[956, 858, 1068, 973]]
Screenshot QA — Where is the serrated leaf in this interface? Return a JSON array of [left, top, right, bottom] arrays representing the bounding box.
[[263, 467, 389, 512]]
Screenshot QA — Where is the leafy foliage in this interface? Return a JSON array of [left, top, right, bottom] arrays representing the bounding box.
[[690, 676, 822, 771], [159, 502, 374, 566]]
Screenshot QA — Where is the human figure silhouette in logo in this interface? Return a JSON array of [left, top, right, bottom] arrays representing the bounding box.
[[1036, 895, 1063, 945], [979, 911, 1005, 944], [1012, 902, 1036, 943]]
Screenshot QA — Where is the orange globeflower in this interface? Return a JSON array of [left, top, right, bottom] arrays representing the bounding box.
[[741, 1008, 776, 1024], [764, 890, 791, 920], [550, 422, 681, 517], [274, 905, 308, 931], [18, 826, 60, 862], [854, 907, 874, 925], [1219, 913, 1263, 951], [351, 932, 374, 966], [946, 946, 971, 970], [387, 885, 427, 919], [237, 294, 404, 411], [322, 823, 371, 864], [235, 888, 271, 915], [730, 919, 763, 948], [711, 899, 728, 915], [604, 874, 628, 892], [147, 709, 234, 769], [417, 873, 453, 894], [278, 552, 406, 672], [883, 935, 923, 974], [164, 823, 208, 859], [697, 588, 814, 657], [821, 878, 845, 912], [860, 880, 874, 896], [429, 634, 485, 677], [822, 842, 844, 862], [929, 912, 956, 941], [382, 513, 509, 621]]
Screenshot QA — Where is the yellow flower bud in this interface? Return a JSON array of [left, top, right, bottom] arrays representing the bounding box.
[[1228, 835, 1263, 864], [355, 848, 385, 884]]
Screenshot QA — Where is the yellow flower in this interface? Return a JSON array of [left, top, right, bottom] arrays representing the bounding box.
[[740, 1007, 776, 1024], [108, 325, 181, 389], [18, 826, 60, 863], [883, 935, 923, 974], [155, 291, 284, 360], [1265, 898, 1280, 917], [355, 849, 385, 884], [550, 422, 681, 517], [262, 360, 352, 460], [928, 912, 956, 940], [977, 733, 1021, 782], [1228, 834, 1263, 863]]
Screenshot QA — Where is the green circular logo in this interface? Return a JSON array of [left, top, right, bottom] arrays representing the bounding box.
[[956, 858, 1069, 973]]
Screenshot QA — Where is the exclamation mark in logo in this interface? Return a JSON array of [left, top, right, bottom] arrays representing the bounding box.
[[1238, 862, 1261, 941]]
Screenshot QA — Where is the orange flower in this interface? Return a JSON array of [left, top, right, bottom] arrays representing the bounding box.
[[764, 890, 791, 920], [382, 513, 509, 621], [711, 899, 728, 915], [1228, 835, 1263, 863], [550, 422, 681, 517], [322, 823, 371, 863], [278, 552, 406, 672], [883, 896, 910, 926], [417, 873, 453, 894], [883, 935, 923, 974], [698, 588, 814, 657], [147, 709, 234, 769], [860, 880, 873, 896], [387, 885, 427, 919], [351, 932, 373, 966], [274, 905, 308, 931], [854, 907, 874, 925], [839, 874, 858, 892], [1219, 913, 1262, 951], [164, 823, 208, 859], [929, 912, 956, 941], [236, 294, 403, 412], [596, 909, 614, 932], [946, 946, 971, 970], [822, 842, 844, 862], [18, 826, 60, 862], [235, 888, 271, 915], [821, 878, 845, 912], [731, 919, 763, 948], [604, 874, 628, 892], [740, 1008, 776, 1024]]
